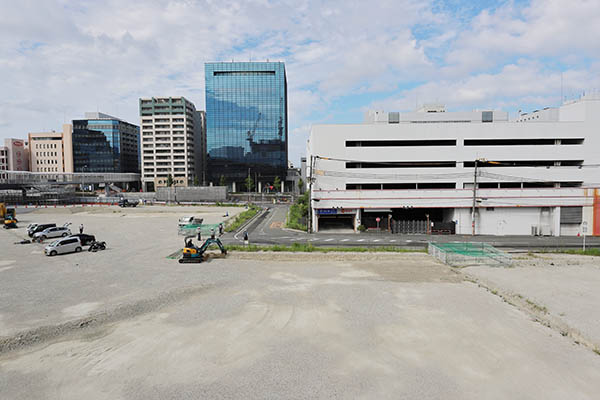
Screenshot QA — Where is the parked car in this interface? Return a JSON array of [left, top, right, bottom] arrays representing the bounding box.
[[118, 198, 137, 208], [68, 234, 96, 246], [178, 216, 203, 227], [28, 223, 56, 237], [45, 237, 82, 256], [33, 226, 72, 241]]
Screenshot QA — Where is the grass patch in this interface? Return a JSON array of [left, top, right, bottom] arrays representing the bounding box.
[[593, 348, 600, 356], [286, 192, 308, 231], [225, 242, 425, 253], [540, 248, 600, 257], [526, 299, 548, 314], [225, 205, 261, 232]]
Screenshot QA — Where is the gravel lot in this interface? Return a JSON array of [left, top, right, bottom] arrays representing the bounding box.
[[465, 253, 600, 348], [1, 207, 600, 399]]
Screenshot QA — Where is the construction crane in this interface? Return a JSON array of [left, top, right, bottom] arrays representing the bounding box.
[[246, 112, 262, 143]]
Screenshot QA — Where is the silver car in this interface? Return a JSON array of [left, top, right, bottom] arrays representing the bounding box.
[[33, 226, 72, 241], [45, 236, 82, 256]]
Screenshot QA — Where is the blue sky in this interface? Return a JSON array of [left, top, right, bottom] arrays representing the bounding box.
[[1, 0, 599, 166]]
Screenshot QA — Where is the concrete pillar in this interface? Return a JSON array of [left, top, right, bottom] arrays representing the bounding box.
[[258, 181, 262, 193], [553, 206, 561, 237], [281, 181, 285, 193], [105, 183, 109, 196], [232, 181, 236, 192]]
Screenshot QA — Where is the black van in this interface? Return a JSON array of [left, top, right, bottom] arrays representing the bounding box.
[[28, 223, 56, 237]]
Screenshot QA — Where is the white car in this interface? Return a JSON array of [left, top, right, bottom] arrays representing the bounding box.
[[178, 216, 203, 227], [45, 236, 82, 256], [33, 226, 72, 241]]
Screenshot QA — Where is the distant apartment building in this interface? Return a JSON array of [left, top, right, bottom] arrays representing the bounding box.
[[0, 145, 8, 175], [205, 62, 288, 192], [4, 138, 29, 171], [139, 97, 205, 191], [72, 113, 140, 174]]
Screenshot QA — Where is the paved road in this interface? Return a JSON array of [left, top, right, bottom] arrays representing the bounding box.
[[226, 205, 600, 250]]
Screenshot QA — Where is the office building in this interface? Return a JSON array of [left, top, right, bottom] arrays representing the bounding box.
[[307, 94, 600, 236], [4, 138, 29, 171], [205, 62, 287, 192], [139, 97, 205, 191], [72, 113, 140, 174], [29, 125, 73, 173]]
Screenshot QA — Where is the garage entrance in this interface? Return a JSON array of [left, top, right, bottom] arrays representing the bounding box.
[[318, 215, 355, 232]]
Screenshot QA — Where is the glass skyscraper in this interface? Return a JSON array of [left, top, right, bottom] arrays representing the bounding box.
[[205, 62, 287, 190], [72, 112, 140, 174]]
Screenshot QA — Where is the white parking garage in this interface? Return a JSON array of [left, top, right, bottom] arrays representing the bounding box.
[[307, 94, 600, 236]]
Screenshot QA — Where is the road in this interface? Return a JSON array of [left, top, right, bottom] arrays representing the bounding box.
[[228, 205, 600, 250]]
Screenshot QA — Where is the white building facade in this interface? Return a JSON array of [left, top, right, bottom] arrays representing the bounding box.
[[307, 95, 600, 236]]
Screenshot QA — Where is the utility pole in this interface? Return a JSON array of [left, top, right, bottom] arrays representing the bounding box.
[[471, 159, 479, 236], [307, 155, 315, 234]]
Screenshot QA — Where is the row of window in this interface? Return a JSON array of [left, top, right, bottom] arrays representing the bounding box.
[[36, 159, 59, 165], [345, 181, 584, 190], [36, 151, 58, 157], [346, 138, 584, 147], [33, 142, 59, 149], [346, 160, 585, 169]]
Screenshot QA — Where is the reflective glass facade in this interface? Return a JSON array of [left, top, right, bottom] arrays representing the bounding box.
[[72, 117, 140, 173], [205, 62, 287, 188]]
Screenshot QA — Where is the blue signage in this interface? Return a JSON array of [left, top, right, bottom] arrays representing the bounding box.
[[316, 208, 337, 215]]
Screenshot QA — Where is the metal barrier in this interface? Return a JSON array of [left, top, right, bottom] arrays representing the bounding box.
[[428, 242, 512, 267]]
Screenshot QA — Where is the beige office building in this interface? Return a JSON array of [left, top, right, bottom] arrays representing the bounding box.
[[28, 124, 74, 173], [139, 97, 206, 191]]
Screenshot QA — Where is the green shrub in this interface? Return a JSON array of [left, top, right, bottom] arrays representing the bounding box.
[[286, 192, 309, 230], [225, 205, 260, 232]]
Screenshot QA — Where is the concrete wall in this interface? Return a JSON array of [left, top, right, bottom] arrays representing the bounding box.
[[156, 186, 226, 202]]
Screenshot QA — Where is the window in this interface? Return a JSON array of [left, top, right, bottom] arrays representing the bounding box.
[[482, 111, 493, 123]]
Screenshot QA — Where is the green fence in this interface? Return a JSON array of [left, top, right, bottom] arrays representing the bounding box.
[[178, 223, 221, 236], [428, 242, 512, 267]]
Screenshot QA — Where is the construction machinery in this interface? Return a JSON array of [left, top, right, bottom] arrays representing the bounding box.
[[3, 217, 17, 229], [179, 235, 227, 264], [1, 203, 17, 229], [0, 203, 16, 220]]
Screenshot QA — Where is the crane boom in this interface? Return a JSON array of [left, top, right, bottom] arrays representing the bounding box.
[[246, 112, 262, 141]]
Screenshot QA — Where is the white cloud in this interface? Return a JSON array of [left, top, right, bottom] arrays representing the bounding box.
[[0, 0, 598, 166]]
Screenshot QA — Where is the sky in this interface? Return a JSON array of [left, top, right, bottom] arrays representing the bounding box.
[[1, 0, 600, 167]]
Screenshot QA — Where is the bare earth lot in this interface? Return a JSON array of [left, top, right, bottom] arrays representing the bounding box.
[[1, 206, 600, 399]]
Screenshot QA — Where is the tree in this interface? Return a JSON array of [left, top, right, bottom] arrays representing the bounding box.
[[297, 178, 304, 193], [219, 175, 226, 187], [273, 176, 281, 192], [245, 174, 254, 192], [193, 176, 199, 186], [166, 174, 174, 187]]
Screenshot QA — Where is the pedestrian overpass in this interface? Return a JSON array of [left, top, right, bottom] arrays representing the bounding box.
[[0, 171, 140, 189]]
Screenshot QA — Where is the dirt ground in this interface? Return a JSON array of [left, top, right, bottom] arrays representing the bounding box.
[[1, 207, 600, 399], [464, 252, 600, 351]]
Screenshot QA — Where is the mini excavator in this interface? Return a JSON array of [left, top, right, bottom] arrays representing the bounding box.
[[179, 234, 227, 263]]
